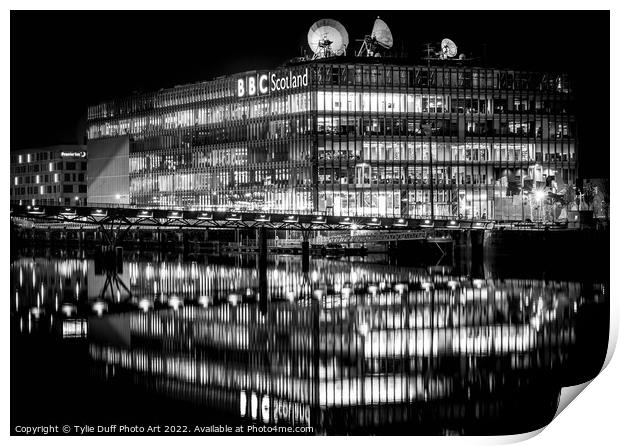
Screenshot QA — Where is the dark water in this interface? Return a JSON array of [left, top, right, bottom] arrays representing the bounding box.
[[11, 246, 608, 435]]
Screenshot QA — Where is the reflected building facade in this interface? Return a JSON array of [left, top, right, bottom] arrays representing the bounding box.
[[11, 252, 607, 434], [87, 265, 597, 434], [87, 59, 576, 220]]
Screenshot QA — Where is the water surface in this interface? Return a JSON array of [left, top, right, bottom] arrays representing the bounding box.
[[11, 248, 608, 435]]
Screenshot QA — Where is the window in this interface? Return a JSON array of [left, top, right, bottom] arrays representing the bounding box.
[[416, 69, 429, 87], [63, 184, 73, 193], [65, 162, 76, 170], [494, 99, 507, 113], [78, 185, 87, 193]]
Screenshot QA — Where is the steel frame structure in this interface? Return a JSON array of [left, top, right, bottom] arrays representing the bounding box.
[[11, 204, 572, 239], [313, 230, 433, 244], [11, 204, 496, 232]]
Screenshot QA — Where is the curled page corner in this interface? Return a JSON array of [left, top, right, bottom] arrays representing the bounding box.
[[493, 427, 546, 444], [555, 380, 593, 419], [492, 383, 593, 445]]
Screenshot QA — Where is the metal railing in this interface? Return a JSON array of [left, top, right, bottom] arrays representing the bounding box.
[[11, 203, 582, 232], [313, 230, 432, 245]]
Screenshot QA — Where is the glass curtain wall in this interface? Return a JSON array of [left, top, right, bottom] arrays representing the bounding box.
[[312, 62, 575, 220], [86, 62, 575, 221]]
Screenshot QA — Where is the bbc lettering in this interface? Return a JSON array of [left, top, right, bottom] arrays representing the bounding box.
[[237, 69, 309, 98], [237, 73, 269, 98]]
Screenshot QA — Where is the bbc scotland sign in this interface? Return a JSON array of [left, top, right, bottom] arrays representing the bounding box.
[[237, 68, 309, 98]]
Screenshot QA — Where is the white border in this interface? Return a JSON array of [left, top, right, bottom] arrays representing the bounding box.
[[3, 2, 617, 445]]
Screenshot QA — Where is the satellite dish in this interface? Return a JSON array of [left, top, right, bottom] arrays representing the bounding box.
[[372, 17, 393, 49], [307, 19, 349, 59], [440, 38, 458, 59], [356, 16, 393, 57]]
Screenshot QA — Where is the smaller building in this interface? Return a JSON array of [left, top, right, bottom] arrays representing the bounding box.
[[10, 145, 88, 207]]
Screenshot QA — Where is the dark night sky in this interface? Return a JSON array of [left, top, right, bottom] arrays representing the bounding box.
[[10, 10, 609, 178]]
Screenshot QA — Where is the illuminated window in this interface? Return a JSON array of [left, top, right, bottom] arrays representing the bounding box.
[[18, 155, 22, 164], [27, 154, 31, 163], [40, 186, 44, 195], [54, 173, 59, 183], [35, 175, 40, 184], [13, 177, 17, 186], [49, 162, 53, 172]]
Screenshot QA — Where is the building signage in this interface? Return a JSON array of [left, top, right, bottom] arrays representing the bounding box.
[[61, 151, 87, 158], [237, 68, 309, 98], [270, 69, 309, 92], [237, 72, 270, 98]]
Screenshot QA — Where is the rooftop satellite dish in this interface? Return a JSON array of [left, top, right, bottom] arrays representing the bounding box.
[[307, 19, 349, 59], [372, 18, 393, 49], [440, 38, 458, 59], [357, 16, 394, 57]]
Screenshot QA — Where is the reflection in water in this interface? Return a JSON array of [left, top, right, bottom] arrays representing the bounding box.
[[11, 250, 608, 435]]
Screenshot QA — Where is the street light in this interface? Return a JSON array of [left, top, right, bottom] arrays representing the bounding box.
[[534, 190, 546, 202], [535, 190, 546, 222]]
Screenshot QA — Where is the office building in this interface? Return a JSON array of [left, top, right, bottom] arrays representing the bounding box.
[[86, 58, 575, 221], [10, 145, 88, 207]]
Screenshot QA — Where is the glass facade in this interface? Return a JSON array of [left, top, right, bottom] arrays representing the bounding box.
[[87, 61, 575, 220]]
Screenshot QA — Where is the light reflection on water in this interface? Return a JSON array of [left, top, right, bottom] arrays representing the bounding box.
[[11, 250, 608, 435]]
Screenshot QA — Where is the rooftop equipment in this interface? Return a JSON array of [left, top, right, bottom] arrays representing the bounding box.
[[440, 38, 458, 59], [356, 16, 394, 57], [307, 18, 349, 59]]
